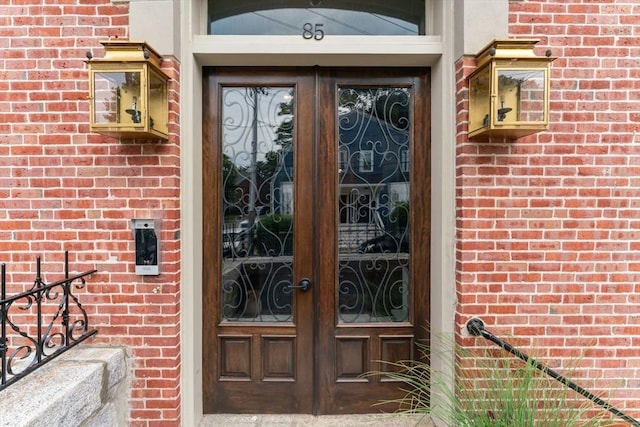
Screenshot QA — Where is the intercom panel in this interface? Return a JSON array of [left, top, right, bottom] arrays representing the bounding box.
[[132, 219, 160, 275]]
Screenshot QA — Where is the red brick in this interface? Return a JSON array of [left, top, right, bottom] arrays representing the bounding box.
[[456, 1, 640, 412], [0, 0, 180, 423]]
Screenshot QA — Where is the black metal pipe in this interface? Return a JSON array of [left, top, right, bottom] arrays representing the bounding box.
[[36, 257, 43, 364], [466, 318, 640, 427], [1, 264, 6, 386], [63, 251, 70, 347]]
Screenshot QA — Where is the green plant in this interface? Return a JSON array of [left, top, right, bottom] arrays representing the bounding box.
[[388, 201, 408, 233], [377, 342, 617, 427], [255, 214, 293, 256]]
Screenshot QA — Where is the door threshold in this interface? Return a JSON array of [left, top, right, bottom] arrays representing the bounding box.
[[199, 413, 432, 426]]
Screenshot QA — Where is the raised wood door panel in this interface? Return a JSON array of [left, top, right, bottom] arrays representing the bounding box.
[[316, 68, 430, 414], [203, 68, 315, 413], [203, 67, 430, 415]]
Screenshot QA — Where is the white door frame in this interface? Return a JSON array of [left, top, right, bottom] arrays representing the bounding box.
[[179, 1, 457, 425]]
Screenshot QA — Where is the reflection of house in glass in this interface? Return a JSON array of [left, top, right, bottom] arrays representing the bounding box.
[[220, 87, 294, 258], [272, 101, 410, 253], [221, 86, 411, 323]]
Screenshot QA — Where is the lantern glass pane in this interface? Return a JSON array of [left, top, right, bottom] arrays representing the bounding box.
[[469, 66, 491, 133], [149, 70, 168, 135], [93, 71, 142, 125], [497, 69, 546, 123]]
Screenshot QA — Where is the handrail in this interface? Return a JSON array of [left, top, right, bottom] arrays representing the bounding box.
[[466, 318, 640, 427], [1, 251, 98, 390]]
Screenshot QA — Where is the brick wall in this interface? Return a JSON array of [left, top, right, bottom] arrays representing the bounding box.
[[457, 0, 640, 419], [0, 1, 181, 426], [4, 0, 640, 424]]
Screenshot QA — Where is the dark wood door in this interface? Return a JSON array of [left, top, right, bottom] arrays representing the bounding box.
[[203, 68, 430, 414]]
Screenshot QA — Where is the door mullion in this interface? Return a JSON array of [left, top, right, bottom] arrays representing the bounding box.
[[315, 68, 340, 413], [293, 70, 316, 412]]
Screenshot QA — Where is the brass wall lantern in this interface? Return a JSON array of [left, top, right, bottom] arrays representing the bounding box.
[[468, 39, 555, 139], [87, 41, 169, 140]]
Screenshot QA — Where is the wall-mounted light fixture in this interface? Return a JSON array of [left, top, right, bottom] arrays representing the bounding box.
[[87, 41, 169, 140], [468, 39, 555, 140]]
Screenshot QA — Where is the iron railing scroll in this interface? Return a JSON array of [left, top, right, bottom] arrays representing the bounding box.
[[0, 251, 98, 391], [466, 318, 640, 427]]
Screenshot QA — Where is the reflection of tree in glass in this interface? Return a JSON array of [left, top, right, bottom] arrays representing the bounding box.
[[222, 87, 294, 234], [258, 90, 293, 183], [340, 88, 410, 130], [222, 153, 239, 216], [256, 150, 280, 182], [274, 91, 293, 149], [255, 93, 292, 223]]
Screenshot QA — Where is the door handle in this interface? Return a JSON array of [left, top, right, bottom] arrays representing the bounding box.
[[287, 278, 311, 292]]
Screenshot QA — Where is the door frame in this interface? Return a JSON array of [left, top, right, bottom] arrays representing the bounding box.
[[181, 6, 458, 427], [202, 67, 431, 415]]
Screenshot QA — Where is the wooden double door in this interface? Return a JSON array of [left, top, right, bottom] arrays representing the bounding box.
[[203, 67, 430, 414]]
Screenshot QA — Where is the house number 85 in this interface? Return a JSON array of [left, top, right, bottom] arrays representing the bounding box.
[[303, 23, 324, 40]]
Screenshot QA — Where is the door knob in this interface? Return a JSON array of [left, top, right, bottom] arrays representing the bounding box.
[[287, 278, 311, 292]]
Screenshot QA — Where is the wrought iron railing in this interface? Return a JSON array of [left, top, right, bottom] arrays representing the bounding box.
[[466, 318, 640, 427], [1, 251, 98, 391]]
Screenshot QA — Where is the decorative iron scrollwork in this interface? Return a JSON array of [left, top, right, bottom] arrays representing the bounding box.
[[336, 87, 411, 323], [220, 87, 295, 322], [0, 252, 97, 390]]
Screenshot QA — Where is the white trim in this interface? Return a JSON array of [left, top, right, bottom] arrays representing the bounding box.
[[180, 2, 204, 427], [428, 1, 458, 425], [193, 35, 443, 67]]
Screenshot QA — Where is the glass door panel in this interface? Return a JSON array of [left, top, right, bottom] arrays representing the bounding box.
[[337, 87, 411, 324], [220, 86, 295, 322]]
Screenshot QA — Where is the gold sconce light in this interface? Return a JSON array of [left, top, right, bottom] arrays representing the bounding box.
[[87, 41, 169, 140], [468, 39, 555, 140]]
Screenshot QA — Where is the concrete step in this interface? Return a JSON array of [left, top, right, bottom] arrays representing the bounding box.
[[199, 413, 433, 427]]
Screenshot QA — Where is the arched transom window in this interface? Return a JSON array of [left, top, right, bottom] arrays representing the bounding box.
[[208, 0, 427, 35]]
